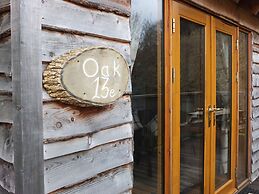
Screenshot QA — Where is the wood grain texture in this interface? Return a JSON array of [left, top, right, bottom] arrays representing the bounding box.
[[0, 0, 10, 13], [44, 139, 133, 193], [41, 30, 130, 64], [0, 159, 14, 193], [44, 123, 132, 160], [52, 165, 132, 194], [42, 0, 130, 42], [65, 0, 130, 17], [253, 52, 259, 64], [11, 0, 44, 193], [0, 185, 13, 194], [0, 12, 10, 38], [0, 124, 13, 163], [0, 95, 12, 124], [253, 32, 259, 45], [43, 95, 132, 141], [0, 74, 11, 94], [0, 37, 11, 74]]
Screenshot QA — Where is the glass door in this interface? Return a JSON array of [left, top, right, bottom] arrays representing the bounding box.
[[211, 18, 237, 194], [172, 2, 211, 193], [171, 2, 238, 194]]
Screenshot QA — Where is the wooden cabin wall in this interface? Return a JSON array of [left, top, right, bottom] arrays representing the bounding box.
[[251, 32, 259, 181], [0, 0, 14, 193], [41, 0, 133, 193]]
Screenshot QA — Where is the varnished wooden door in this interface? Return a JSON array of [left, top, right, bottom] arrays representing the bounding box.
[[170, 2, 238, 194]]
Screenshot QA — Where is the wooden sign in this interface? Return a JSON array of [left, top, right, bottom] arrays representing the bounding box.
[[43, 47, 129, 106]]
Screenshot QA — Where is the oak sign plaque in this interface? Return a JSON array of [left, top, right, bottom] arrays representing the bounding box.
[[43, 47, 129, 106]]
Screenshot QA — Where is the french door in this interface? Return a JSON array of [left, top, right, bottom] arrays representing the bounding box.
[[171, 2, 238, 194]]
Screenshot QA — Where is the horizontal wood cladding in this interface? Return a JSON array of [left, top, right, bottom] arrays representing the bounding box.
[[65, 0, 130, 17], [0, 159, 14, 193], [0, 95, 12, 124], [0, 124, 13, 163], [0, 0, 10, 13], [51, 165, 132, 194], [0, 12, 10, 38], [0, 37, 11, 74], [0, 74, 11, 94], [42, 0, 131, 42], [44, 123, 132, 160], [41, 29, 130, 64], [0, 185, 13, 194], [43, 95, 132, 141], [251, 32, 259, 181], [44, 139, 133, 193], [41, 1, 133, 193]]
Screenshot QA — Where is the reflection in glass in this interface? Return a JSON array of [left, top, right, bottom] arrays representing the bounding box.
[[237, 31, 248, 185], [180, 18, 205, 194], [215, 31, 232, 188], [131, 0, 164, 193]]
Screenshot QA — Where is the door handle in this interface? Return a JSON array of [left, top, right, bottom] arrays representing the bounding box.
[[208, 105, 212, 127], [208, 106, 224, 127], [208, 107, 223, 112]]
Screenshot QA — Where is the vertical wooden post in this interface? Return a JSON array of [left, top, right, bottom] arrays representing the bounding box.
[[11, 0, 44, 194]]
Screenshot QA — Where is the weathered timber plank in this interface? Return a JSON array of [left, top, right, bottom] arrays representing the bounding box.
[[252, 160, 259, 173], [252, 169, 259, 182], [0, 159, 14, 193], [0, 95, 12, 123], [0, 124, 13, 163], [252, 138, 259, 153], [44, 139, 133, 193], [253, 74, 259, 87], [254, 45, 259, 53], [41, 29, 130, 64], [253, 52, 259, 64], [253, 98, 259, 107], [252, 150, 259, 164], [11, 0, 44, 193], [44, 123, 132, 160], [252, 98, 259, 107], [253, 106, 259, 118], [43, 95, 132, 141], [0, 12, 10, 37], [66, 0, 130, 17], [253, 87, 259, 99], [253, 32, 259, 45], [0, 0, 10, 13], [42, 0, 130, 42], [0, 37, 11, 74], [252, 117, 259, 130], [0, 74, 11, 93], [253, 64, 259, 74], [52, 165, 133, 194], [0, 185, 13, 194], [252, 129, 259, 141]]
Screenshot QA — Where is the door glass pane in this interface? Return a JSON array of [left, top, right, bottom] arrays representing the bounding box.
[[237, 31, 248, 185], [215, 31, 232, 188], [180, 18, 205, 194], [131, 0, 164, 193]]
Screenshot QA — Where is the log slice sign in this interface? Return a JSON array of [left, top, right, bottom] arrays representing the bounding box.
[[43, 47, 129, 106]]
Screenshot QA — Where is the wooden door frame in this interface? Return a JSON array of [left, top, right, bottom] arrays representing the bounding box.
[[167, 1, 212, 193], [211, 17, 238, 194], [165, 1, 241, 194]]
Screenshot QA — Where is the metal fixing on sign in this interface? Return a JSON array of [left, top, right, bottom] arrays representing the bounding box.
[[43, 47, 129, 107]]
